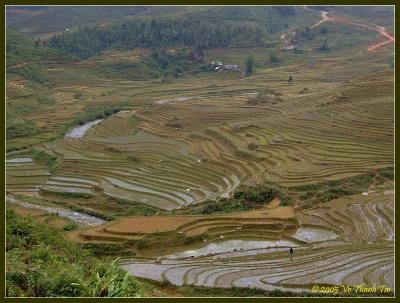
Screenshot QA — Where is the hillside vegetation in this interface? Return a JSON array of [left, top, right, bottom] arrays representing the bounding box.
[[44, 6, 299, 59], [6, 29, 68, 65], [6, 209, 155, 297]]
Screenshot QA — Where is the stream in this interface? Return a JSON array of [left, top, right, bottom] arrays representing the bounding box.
[[65, 119, 103, 138], [6, 194, 105, 226]]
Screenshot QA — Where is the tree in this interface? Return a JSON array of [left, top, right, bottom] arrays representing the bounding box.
[[319, 39, 329, 51], [270, 53, 279, 64], [244, 56, 254, 76], [320, 26, 328, 34]]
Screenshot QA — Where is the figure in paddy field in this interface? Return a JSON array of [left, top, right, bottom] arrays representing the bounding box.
[[289, 247, 294, 255]]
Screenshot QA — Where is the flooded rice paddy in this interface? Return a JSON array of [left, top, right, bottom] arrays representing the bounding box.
[[292, 227, 339, 242], [162, 239, 301, 259], [6, 157, 33, 163]]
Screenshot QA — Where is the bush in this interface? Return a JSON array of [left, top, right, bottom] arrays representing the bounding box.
[[81, 243, 125, 256], [39, 189, 93, 199], [244, 55, 254, 76], [84, 259, 143, 297], [29, 148, 59, 174], [270, 53, 279, 64], [136, 239, 150, 250], [287, 217, 299, 224], [291, 168, 392, 204], [379, 167, 394, 180], [199, 182, 292, 215], [6, 209, 151, 297], [63, 221, 78, 231], [233, 184, 278, 204]]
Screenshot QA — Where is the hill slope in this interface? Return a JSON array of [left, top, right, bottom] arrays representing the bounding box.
[[6, 208, 157, 297]]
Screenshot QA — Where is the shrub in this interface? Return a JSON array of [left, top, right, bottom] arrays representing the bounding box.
[[63, 221, 78, 231], [379, 167, 394, 180], [136, 239, 150, 250], [39, 189, 92, 199], [29, 148, 59, 174], [244, 55, 254, 76], [6, 209, 151, 297], [84, 259, 143, 297], [29, 245, 52, 262], [291, 168, 391, 204], [270, 53, 279, 64], [233, 184, 278, 204], [81, 243, 125, 256]]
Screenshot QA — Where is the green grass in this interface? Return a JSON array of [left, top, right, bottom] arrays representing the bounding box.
[[39, 189, 93, 199], [62, 221, 79, 231], [17, 63, 49, 84], [6, 28, 67, 65], [6, 209, 154, 297], [128, 116, 142, 135], [36, 94, 56, 105], [6, 118, 41, 140], [80, 243, 131, 257]]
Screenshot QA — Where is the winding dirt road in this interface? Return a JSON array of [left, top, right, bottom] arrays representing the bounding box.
[[304, 6, 394, 52]]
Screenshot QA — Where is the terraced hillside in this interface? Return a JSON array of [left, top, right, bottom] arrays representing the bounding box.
[[7, 20, 393, 209], [6, 5, 394, 297], [6, 157, 50, 192], [10, 66, 390, 210], [123, 243, 393, 293], [118, 194, 394, 294], [68, 202, 297, 244]]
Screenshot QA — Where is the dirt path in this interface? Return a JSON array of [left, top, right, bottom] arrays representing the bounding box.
[[304, 6, 394, 52], [309, 11, 330, 29]]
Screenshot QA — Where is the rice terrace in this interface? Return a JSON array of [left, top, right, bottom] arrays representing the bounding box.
[[5, 4, 394, 298]]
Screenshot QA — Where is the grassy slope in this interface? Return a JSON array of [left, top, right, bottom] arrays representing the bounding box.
[[6, 208, 158, 297]]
